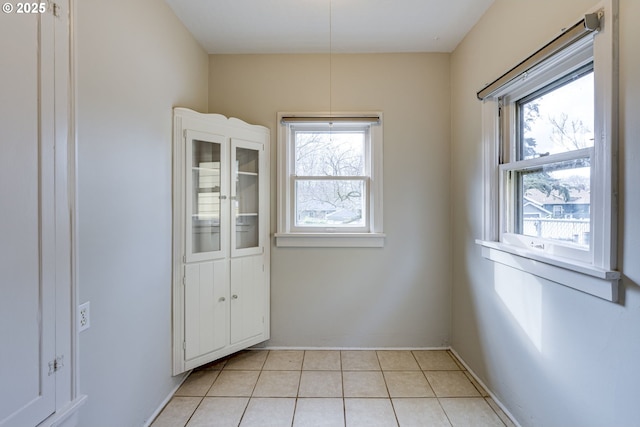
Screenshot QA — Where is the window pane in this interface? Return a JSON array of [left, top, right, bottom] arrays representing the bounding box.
[[517, 159, 590, 247], [236, 146, 258, 174], [295, 179, 365, 227], [295, 130, 365, 176], [191, 140, 221, 253], [519, 70, 594, 160], [236, 215, 258, 249], [235, 147, 259, 250]]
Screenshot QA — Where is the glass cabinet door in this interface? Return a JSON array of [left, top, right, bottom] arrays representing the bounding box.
[[231, 139, 262, 256], [185, 131, 228, 262]]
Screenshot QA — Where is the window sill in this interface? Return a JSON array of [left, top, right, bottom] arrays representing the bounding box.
[[275, 233, 385, 248], [476, 240, 620, 302]]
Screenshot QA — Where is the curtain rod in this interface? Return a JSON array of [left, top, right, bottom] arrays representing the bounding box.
[[476, 12, 601, 101], [280, 116, 381, 125]]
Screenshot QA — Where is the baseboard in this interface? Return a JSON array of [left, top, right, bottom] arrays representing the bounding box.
[[256, 345, 451, 351], [40, 395, 87, 427], [448, 347, 521, 427], [143, 371, 192, 427]]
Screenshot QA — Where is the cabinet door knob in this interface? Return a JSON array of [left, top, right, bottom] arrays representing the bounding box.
[[219, 195, 227, 200], [232, 294, 238, 299], [218, 297, 226, 302]]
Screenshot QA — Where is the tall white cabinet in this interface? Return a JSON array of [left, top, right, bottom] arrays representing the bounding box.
[[172, 108, 270, 375], [1, 1, 85, 426]]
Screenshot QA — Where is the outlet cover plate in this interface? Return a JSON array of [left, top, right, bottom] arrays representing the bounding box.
[[78, 301, 90, 332]]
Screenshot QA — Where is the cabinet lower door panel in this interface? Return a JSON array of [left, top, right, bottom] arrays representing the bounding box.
[[230, 256, 266, 345], [184, 261, 229, 362]]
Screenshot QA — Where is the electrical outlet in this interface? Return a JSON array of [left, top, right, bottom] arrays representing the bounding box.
[[78, 302, 90, 332]]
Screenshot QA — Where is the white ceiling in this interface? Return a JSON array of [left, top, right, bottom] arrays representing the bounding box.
[[165, 0, 495, 54]]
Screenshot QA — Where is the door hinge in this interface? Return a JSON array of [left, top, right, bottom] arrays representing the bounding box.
[[182, 276, 186, 286], [183, 255, 186, 263], [48, 355, 64, 376], [183, 341, 187, 350], [46, 1, 60, 17]]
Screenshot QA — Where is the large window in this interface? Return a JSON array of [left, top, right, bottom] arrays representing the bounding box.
[[293, 125, 367, 230], [477, 5, 619, 301], [276, 113, 384, 247], [502, 64, 594, 264]]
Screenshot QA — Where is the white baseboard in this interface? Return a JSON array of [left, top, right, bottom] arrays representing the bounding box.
[[41, 395, 87, 427], [255, 345, 450, 351], [143, 371, 192, 427], [448, 347, 521, 427]]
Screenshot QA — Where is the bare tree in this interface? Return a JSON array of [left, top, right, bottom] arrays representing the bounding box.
[[522, 108, 591, 203], [295, 131, 365, 224], [521, 102, 541, 158], [548, 112, 592, 151]]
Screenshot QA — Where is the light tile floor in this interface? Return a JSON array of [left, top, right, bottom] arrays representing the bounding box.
[[151, 350, 516, 427]]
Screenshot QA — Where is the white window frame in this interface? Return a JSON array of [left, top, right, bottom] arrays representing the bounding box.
[[499, 52, 594, 265], [275, 112, 385, 247], [476, 1, 620, 301], [289, 123, 370, 233]]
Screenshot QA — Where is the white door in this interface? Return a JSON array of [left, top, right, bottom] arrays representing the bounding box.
[[230, 255, 266, 345], [0, 10, 57, 427], [183, 260, 229, 370]]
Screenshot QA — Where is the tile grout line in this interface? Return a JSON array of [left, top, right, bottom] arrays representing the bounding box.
[[238, 349, 269, 426], [182, 395, 206, 427], [182, 368, 222, 427], [435, 396, 455, 427], [448, 348, 514, 426], [340, 350, 346, 427], [484, 397, 509, 427], [290, 350, 305, 427], [388, 351, 421, 426], [337, 351, 345, 427]]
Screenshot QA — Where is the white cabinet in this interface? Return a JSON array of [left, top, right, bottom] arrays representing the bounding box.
[[1, 1, 85, 426], [172, 108, 270, 375]]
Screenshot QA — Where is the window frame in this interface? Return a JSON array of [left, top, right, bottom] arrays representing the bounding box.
[[499, 54, 595, 265], [476, 2, 620, 301], [276, 112, 385, 247], [290, 123, 370, 233]]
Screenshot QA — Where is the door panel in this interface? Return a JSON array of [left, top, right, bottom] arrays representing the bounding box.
[[0, 11, 56, 427], [184, 261, 229, 364], [230, 256, 265, 345]]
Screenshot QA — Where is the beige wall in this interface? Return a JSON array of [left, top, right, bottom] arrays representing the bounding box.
[[451, 0, 640, 425], [76, 0, 208, 425], [209, 53, 452, 347]]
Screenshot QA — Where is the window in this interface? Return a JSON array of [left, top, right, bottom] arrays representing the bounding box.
[[502, 63, 595, 264], [276, 113, 384, 247], [476, 5, 620, 301]]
